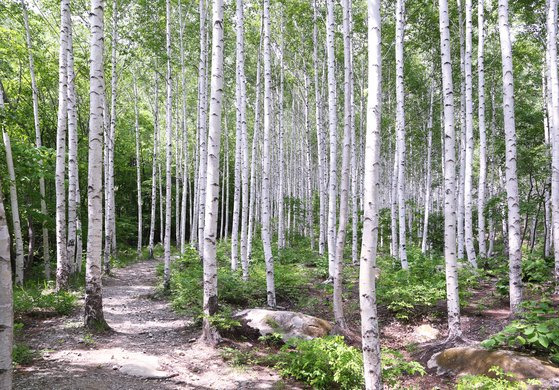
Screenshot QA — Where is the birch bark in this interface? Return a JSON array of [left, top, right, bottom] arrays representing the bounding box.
[[262, 0, 276, 307], [439, 0, 462, 338], [202, 0, 225, 345], [55, 0, 69, 290], [477, 0, 487, 259], [498, 0, 523, 314], [163, 0, 172, 290], [0, 192, 13, 390], [360, 0, 382, 385], [85, 0, 108, 330]]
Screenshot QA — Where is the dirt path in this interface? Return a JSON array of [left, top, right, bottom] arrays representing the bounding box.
[[14, 259, 295, 390]]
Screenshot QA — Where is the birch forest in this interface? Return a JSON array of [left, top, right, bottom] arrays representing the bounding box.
[[3, 0, 559, 388]]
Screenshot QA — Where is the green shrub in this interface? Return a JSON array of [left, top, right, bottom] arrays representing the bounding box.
[[274, 336, 424, 389], [13, 284, 77, 316], [482, 300, 559, 363], [456, 366, 541, 389], [12, 344, 34, 365]]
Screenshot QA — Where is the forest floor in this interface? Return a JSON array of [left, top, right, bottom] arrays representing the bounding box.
[[13, 258, 302, 390]]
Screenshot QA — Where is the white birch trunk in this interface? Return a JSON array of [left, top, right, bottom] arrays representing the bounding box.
[[3, 132, 24, 285], [66, 9, 78, 273], [277, 10, 286, 250], [395, 0, 408, 269], [464, 0, 477, 266], [84, 0, 108, 329], [148, 73, 159, 258], [421, 83, 434, 254], [197, 0, 209, 252], [134, 75, 142, 255], [202, 0, 224, 345], [499, 0, 523, 314], [547, 0, 559, 291], [236, 0, 249, 279], [262, 0, 276, 307], [457, 0, 466, 260], [390, 148, 398, 257], [360, 0, 382, 385], [326, 0, 338, 279], [313, 0, 327, 256], [55, 0, 69, 290], [0, 191, 13, 390], [333, 0, 352, 330], [439, 0, 462, 339], [163, 0, 172, 290], [477, 0, 487, 259]]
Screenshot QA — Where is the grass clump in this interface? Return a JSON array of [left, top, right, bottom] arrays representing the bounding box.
[[457, 366, 540, 389], [13, 283, 77, 316]]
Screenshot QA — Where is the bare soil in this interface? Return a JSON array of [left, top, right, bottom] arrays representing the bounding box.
[[14, 259, 302, 390]]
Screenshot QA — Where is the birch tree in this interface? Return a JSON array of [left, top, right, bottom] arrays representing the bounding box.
[[196, 0, 209, 251], [498, 0, 523, 314], [148, 72, 159, 259], [477, 0, 487, 259], [236, 0, 250, 279], [313, 0, 327, 256], [333, 0, 353, 331], [163, 0, 172, 290], [84, 0, 108, 330], [202, 0, 225, 345], [464, 0, 477, 266], [2, 131, 24, 284], [277, 10, 286, 250], [326, 0, 338, 279], [0, 190, 12, 390], [66, 7, 79, 272], [55, 0, 69, 291], [421, 82, 435, 254], [134, 75, 142, 255], [360, 0, 382, 385], [21, 0, 50, 279], [262, 0, 276, 307], [547, 0, 559, 291], [439, 0, 462, 339], [395, 0, 408, 269]]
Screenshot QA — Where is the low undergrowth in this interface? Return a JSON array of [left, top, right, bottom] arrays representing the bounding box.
[[456, 366, 541, 389], [13, 282, 78, 316]]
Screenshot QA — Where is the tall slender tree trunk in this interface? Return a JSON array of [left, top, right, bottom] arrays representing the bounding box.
[[326, 0, 338, 279], [196, 0, 209, 252], [67, 9, 79, 273], [163, 0, 172, 290], [2, 132, 24, 285], [464, 0, 477, 266], [21, 0, 50, 279], [0, 190, 13, 390], [313, 0, 327, 256], [421, 82, 435, 254], [277, 10, 286, 250], [439, 0, 462, 339], [395, 0, 408, 269], [360, 0, 382, 385], [237, 0, 249, 279], [148, 73, 159, 259], [333, 0, 353, 331], [498, 0, 523, 314], [391, 148, 398, 257], [247, 13, 263, 262], [477, 0, 487, 259], [134, 75, 142, 256], [547, 0, 559, 291], [457, 0, 466, 260], [202, 0, 225, 345], [179, 0, 188, 253], [85, 0, 108, 330], [55, 0, 69, 290], [262, 0, 276, 307]]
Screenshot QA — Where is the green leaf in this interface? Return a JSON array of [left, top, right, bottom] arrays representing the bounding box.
[[538, 335, 550, 349]]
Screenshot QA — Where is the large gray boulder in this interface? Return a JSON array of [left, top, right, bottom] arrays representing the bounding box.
[[232, 309, 332, 342], [428, 347, 559, 386]]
